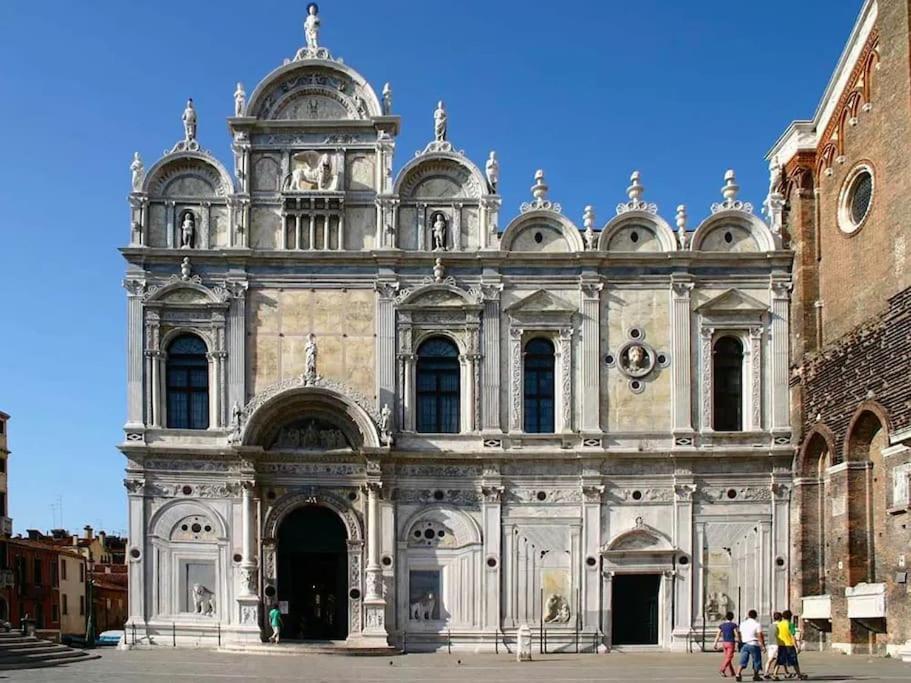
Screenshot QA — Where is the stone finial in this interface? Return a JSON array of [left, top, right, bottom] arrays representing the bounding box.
[[433, 257, 445, 282], [675, 205, 687, 248], [531, 170, 548, 201], [130, 152, 144, 192], [180, 257, 192, 281], [583, 205, 596, 250], [616, 170, 657, 215], [721, 169, 739, 201], [234, 82, 246, 117], [382, 82, 392, 115], [520, 169, 561, 214], [711, 169, 753, 214], [627, 171, 644, 201]]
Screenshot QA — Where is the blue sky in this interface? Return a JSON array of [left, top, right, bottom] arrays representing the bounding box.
[[0, 1, 861, 534]]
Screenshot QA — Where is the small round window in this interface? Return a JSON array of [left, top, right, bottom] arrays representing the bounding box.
[[839, 165, 874, 234]]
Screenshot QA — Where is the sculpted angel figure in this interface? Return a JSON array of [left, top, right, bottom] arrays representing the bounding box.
[[130, 152, 144, 191], [180, 212, 196, 249], [234, 82, 246, 117], [182, 98, 197, 142], [305, 333, 318, 379], [433, 100, 447, 142], [432, 214, 447, 251], [304, 3, 320, 51], [485, 151, 499, 191]]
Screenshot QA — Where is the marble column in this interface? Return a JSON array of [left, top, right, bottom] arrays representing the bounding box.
[[750, 327, 763, 430], [671, 281, 694, 436], [700, 327, 714, 431], [579, 281, 602, 434], [375, 283, 397, 415], [124, 280, 145, 428], [508, 327, 523, 433], [227, 284, 247, 417], [124, 480, 147, 632], [361, 482, 388, 642], [558, 327, 573, 433], [235, 481, 261, 638], [770, 281, 791, 434], [581, 484, 603, 633], [481, 284, 503, 432]]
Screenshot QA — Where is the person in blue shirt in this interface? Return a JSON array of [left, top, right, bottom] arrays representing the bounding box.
[[713, 611, 740, 678]]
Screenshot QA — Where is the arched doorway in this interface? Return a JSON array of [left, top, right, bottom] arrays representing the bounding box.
[[277, 506, 348, 640]]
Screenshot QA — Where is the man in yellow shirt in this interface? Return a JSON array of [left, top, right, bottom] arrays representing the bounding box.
[[771, 610, 806, 680]]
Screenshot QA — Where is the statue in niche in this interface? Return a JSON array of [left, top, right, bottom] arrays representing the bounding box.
[[432, 213, 448, 251], [234, 82, 246, 117], [179, 211, 196, 249], [382, 82, 392, 115], [433, 100, 447, 142], [304, 3, 320, 51], [543, 594, 571, 624], [182, 98, 197, 143], [410, 593, 436, 621], [230, 402, 243, 442], [304, 333, 318, 379], [485, 151, 499, 192], [130, 152, 144, 191], [192, 583, 216, 616]]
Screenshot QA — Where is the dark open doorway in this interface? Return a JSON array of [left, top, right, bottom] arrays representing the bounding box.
[[276, 505, 348, 640], [612, 573, 660, 645]]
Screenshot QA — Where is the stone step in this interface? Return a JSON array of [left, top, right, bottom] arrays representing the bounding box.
[[0, 634, 100, 671], [219, 641, 401, 657]]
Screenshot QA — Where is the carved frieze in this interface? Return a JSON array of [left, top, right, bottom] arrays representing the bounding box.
[[393, 489, 482, 506]]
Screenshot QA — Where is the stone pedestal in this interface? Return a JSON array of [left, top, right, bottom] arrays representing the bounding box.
[[232, 597, 262, 643]]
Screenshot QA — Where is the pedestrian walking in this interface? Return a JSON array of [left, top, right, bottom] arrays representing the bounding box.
[[735, 609, 765, 682], [713, 611, 740, 678], [763, 612, 785, 679], [268, 605, 283, 644], [771, 610, 807, 680]]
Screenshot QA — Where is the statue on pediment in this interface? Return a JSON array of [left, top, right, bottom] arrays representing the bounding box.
[[305, 3, 320, 52], [182, 98, 197, 143], [434, 100, 447, 142]]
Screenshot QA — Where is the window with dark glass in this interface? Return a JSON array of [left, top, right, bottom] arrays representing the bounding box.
[[524, 338, 555, 433], [416, 337, 460, 433], [33, 558, 42, 586], [713, 336, 743, 432], [166, 334, 209, 430]]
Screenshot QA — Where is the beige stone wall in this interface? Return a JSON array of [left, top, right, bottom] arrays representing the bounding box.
[[601, 287, 671, 431], [246, 288, 376, 402], [58, 555, 85, 636]]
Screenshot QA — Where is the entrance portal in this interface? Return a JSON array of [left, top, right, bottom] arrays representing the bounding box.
[[276, 506, 348, 640], [611, 573, 660, 645]]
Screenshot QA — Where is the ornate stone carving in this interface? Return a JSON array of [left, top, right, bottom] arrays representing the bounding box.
[[239, 566, 258, 595], [285, 151, 338, 192], [675, 204, 688, 248], [505, 489, 582, 504], [750, 327, 762, 429], [582, 205, 596, 249], [710, 170, 753, 214], [240, 604, 258, 625], [543, 594, 571, 624], [397, 464, 481, 478], [674, 483, 697, 501], [123, 478, 145, 494], [382, 82, 392, 115], [616, 171, 657, 215], [559, 327, 573, 430], [192, 583, 216, 616], [510, 326, 523, 431], [520, 169, 561, 214], [394, 489, 482, 506], [182, 98, 197, 144], [234, 82, 246, 117], [700, 327, 714, 429], [582, 485, 605, 503], [271, 418, 350, 450], [482, 485, 505, 503]]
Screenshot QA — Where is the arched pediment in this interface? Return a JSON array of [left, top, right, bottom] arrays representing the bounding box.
[[149, 500, 228, 542], [395, 282, 479, 309], [236, 378, 381, 450], [690, 211, 778, 252], [500, 210, 585, 253], [263, 489, 363, 543], [603, 519, 674, 554], [246, 60, 381, 121], [143, 278, 231, 306], [394, 153, 485, 200], [143, 152, 234, 199], [401, 505, 482, 550], [599, 211, 678, 252]]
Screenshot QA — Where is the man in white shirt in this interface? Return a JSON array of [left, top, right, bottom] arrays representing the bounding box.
[[735, 609, 765, 682]]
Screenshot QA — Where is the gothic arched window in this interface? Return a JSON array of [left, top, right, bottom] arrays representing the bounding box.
[[713, 336, 743, 432], [416, 337, 460, 434], [524, 338, 555, 433], [166, 334, 209, 430]]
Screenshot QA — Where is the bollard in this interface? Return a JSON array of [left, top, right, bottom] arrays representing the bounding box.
[[517, 624, 532, 662]]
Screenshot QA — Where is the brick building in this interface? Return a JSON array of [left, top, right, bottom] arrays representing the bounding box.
[[769, 0, 911, 657]]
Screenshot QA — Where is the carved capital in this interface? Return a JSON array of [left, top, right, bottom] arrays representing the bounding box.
[[123, 279, 147, 297], [672, 281, 695, 298], [580, 282, 603, 299], [374, 280, 400, 299], [582, 485, 605, 503], [674, 483, 697, 501]]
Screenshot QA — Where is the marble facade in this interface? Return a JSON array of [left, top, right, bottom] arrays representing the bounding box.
[[120, 8, 793, 651]]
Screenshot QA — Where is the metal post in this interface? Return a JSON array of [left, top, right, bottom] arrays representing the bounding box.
[[217, 622, 221, 647], [539, 587, 544, 654], [403, 630, 407, 655], [172, 622, 176, 647], [447, 628, 451, 654]]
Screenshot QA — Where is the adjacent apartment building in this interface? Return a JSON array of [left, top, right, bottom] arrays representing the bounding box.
[[769, 0, 911, 658]]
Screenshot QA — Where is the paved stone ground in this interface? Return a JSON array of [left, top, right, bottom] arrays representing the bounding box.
[[3, 650, 910, 682]]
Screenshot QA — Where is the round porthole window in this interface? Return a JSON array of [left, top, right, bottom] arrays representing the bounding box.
[[129, 548, 141, 560], [233, 553, 243, 563], [264, 585, 276, 598], [349, 588, 361, 600], [433, 490, 445, 501], [585, 556, 597, 568], [726, 488, 738, 500], [775, 556, 786, 568], [631, 490, 643, 501], [534, 231, 544, 244], [182, 485, 193, 496], [487, 557, 498, 568], [536, 490, 547, 501], [678, 555, 689, 566], [381, 555, 393, 567], [630, 230, 639, 243], [839, 165, 874, 234]]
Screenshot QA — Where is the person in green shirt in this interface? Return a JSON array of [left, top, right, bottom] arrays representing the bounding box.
[[268, 605, 283, 644]]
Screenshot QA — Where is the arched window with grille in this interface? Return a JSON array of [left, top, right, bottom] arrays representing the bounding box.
[[416, 337, 460, 434], [166, 334, 209, 430], [524, 338, 555, 433], [712, 336, 743, 432]]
